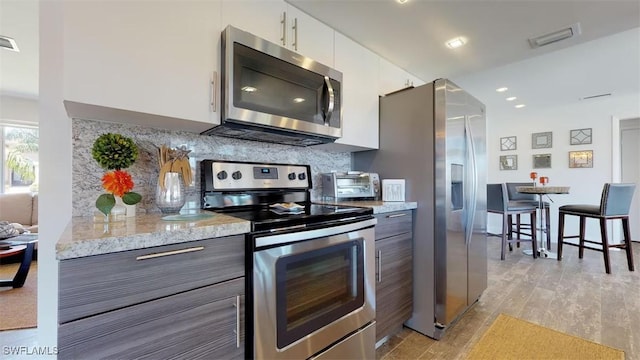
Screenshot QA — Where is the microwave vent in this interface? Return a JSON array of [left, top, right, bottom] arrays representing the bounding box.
[[203, 121, 335, 147]]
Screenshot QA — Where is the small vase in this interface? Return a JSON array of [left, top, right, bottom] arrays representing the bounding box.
[[156, 172, 186, 214], [93, 204, 126, 223], [115, 196, 137, 217]]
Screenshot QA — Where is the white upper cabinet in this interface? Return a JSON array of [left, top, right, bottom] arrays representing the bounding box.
[[328, 32, 379, 151], [221, 1, 287, 46], [379, 57, 425, 96], [221, 1, 334, 66], [63, 1, 222, 133], [284, 5, 334, 67]]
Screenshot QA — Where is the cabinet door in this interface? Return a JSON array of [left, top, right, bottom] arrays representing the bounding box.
[[332, 32, 380, 151], [375, 232, 413, 342], [63, 1, 221, 132], [221, 0, 287, 46], [286, 5, 334, 67], [379, 57, 425, 96], [59, 278, 245, 360]]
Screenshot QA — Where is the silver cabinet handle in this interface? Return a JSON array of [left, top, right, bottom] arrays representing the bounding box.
[[210, 71, 217, 112], [386, 213, 407, 218], [233, 295, 241, 348], [135, 246, 204, 260], [376, 250, 382, 283], [292, 17, 298, 51], [280, 12, 287, 46]]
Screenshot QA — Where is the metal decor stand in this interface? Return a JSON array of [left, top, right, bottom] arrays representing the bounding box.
[[517, 186, 570, 260], [522, 194, 556, 259]]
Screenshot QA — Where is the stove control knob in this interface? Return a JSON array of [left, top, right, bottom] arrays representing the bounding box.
[[298, 173, 306, 181], [232, 171, 242, 180], [288, 172, 296, 181], [216, 170, 228, 180]]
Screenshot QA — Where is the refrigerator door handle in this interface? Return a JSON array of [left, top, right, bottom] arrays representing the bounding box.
[[464, 116, 478, 245]]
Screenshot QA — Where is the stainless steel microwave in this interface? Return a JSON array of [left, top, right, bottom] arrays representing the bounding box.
[[203, 25, 343, 146]]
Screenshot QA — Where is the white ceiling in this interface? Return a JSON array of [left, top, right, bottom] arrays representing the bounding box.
[[290, 0, 640, 115], [1, 0, 639, 117]]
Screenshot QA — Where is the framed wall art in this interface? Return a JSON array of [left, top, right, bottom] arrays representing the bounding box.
[[533, 153, 551, 169], [499, 155, 518, 170], [570, 128, 592, 145], [500, 136, 517, 151], [532, 132, 552, 149], [569, 150, 593, 168]]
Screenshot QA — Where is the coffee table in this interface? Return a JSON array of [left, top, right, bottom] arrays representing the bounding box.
[[0, 235, 38, 288]]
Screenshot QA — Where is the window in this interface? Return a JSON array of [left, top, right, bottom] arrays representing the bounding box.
[[1, 125, 39, 193]]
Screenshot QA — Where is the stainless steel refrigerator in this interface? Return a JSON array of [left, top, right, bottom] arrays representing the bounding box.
[[353, 79, 487, 339]]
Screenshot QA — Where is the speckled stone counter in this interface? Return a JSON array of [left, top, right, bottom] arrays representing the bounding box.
[[319, 200, 417, 214], [56, 212, 250, 260]]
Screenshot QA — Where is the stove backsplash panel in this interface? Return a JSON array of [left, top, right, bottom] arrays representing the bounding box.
[[72, 119, 351, 217]]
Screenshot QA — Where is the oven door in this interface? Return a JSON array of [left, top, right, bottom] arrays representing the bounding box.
[[252, 218, 376, 359]]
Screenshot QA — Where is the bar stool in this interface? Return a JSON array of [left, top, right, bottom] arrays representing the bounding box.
[[487, 183, 538, 260], [506, 182, 551, 249], [557, 183, 636, 274]]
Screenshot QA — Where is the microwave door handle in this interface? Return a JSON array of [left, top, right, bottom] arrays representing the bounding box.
[[323, 76, 335, 126]]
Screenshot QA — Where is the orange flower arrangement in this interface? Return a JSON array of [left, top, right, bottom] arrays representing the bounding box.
[[102, 170, 135, 198], [93, 133, 142, 216]]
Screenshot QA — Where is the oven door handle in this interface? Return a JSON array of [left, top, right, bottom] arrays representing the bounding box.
[[255, 217, 377, 248]]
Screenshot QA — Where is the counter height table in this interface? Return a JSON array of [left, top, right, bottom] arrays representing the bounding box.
[[516, 186, 570, 259]]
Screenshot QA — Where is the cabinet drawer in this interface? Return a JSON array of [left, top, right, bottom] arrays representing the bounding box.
[[375, 210, 412, 239], [59, 235, 244, 323], [59, 277, 245, 360]]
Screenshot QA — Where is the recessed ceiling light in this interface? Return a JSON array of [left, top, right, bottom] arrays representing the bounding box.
[[241, 86, 257, 92], [446, 37, 466, 49], [293, 98, 305, 103], [515, 104, 526, 108], [506, 97, 517, 101], [496, 87, 508, 92], [396, 0, 409, 4]]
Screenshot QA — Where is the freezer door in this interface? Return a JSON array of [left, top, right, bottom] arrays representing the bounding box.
[[434, 79, 487, 328]]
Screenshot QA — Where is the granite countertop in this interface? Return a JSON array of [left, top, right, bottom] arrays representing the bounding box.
[[56, 212, 250, 260], [319, 200, 418, 214], [56, 201, 417, 260]]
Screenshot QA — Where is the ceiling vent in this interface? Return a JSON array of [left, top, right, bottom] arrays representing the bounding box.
[[0, 35, 19, 52], [579, 93, 612, 101], [528, 23, 581, 49]]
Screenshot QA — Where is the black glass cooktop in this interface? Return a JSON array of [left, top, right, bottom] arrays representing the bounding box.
[[212, 203, 373, 232]]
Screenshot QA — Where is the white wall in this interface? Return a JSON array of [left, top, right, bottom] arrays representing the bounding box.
[[486, 92, 640, 243], [38, 1, 69, 353]]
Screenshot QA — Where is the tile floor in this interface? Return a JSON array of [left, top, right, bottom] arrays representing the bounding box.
[[376, 239, 640, 359]]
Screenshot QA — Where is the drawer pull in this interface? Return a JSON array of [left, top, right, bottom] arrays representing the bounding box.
[[233, 295, 241, 348], [386, 213, 408, 218], [135, 246, 205, 261]]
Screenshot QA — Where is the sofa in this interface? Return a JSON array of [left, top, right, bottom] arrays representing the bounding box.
[[0, 192, 38, 234]]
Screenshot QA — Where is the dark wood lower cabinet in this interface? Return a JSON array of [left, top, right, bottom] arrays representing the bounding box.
[[58, 236, 245, 359], [375, 211, 413, 343], [58, 278, 244, 359]]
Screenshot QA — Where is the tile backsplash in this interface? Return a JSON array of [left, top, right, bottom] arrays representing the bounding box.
[[72, 119, 351, 217]]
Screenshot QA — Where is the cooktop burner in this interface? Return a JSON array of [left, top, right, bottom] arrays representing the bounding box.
[[212, 203, 373, 232], [200, 160, 374, 232]]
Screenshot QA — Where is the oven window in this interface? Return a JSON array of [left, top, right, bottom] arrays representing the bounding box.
[[275, 239, 364, 349]]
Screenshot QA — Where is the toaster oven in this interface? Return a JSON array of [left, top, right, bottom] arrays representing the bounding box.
[[321, 172, 380, 200]]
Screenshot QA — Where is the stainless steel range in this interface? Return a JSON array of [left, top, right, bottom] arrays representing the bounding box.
[[201, 160, 377, 359]]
